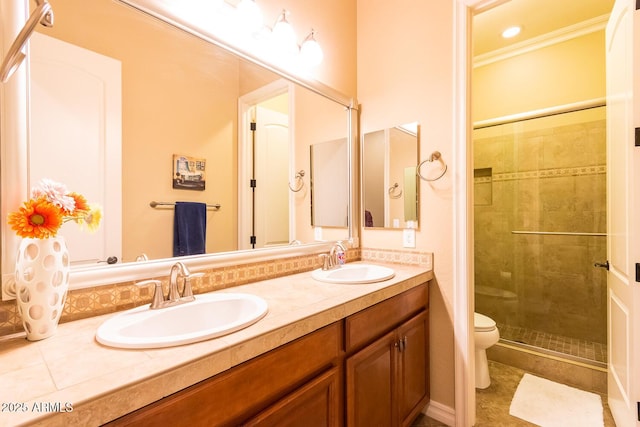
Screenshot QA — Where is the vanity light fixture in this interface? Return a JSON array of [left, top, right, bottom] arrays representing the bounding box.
[[210, 1, 324, 68], [271, 10, 298, 58], [300, 29, 324, 67], [501, 25, 521, 39]]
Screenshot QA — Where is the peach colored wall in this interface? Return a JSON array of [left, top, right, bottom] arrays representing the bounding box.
[[473, 30, 606, 121], [38, 0, 356, 261], [358, 0, 456, 409], [41, 0, 241, 261], [257, 0, 357, 97], [293, 86, 352, 244], [265, 0, 357, 245]]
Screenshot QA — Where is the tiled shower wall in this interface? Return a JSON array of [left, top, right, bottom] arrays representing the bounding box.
[[473, 107, 607, 346]]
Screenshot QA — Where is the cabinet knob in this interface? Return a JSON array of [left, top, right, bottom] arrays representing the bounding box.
[[394, 336, 408, 352]]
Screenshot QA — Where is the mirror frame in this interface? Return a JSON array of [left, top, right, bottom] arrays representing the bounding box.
[[0, 0, 359, 299]]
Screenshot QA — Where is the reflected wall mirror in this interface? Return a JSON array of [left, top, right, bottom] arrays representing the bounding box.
[[0, 0, 356, 299], [362, 122, 419, 229], [310, 138, 349, 228]]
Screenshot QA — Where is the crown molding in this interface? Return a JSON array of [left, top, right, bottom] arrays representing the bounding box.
[[474, 13, 609, 68]]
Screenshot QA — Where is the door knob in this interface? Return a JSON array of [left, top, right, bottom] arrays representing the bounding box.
[[594, 260, 609, 270]]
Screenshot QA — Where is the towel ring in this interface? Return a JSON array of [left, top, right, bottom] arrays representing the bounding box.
[[388, 182, 402, 199], [288, 170, 305, 192], [417, 151, 447, 182], [0, 0, 54, 83]]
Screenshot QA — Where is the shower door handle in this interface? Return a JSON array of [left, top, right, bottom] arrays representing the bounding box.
[[594, 260, 609, 270]]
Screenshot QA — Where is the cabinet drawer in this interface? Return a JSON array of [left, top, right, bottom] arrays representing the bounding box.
[[108, 321, 342, 426], [345, 284, 427, 353]]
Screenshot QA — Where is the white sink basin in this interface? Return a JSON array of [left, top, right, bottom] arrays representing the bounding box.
[[311, 263, 395, 284], [96, 293, 268, 349]]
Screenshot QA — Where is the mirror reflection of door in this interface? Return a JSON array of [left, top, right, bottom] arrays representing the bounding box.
[[238, 80, 292, 250], [30, 32, 122, 266], [255, 100, 289, 248]]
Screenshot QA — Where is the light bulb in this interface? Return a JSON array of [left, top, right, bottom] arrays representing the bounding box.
[[300, 30, 323, 67], [271, 10, 298, 58], [237, 0, 263, 34], [501, 26, 521, 39]]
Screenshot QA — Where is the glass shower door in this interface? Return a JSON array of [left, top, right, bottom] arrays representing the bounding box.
[[473, 105, 607, 365]]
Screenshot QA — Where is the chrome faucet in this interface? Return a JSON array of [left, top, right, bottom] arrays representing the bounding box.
[[320, 241, 347, 271], [135, 261, 201, 309], [168, 261, 190, 302]]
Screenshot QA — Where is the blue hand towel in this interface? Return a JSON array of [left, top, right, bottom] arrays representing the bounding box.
[[173, 202, 207, 257]]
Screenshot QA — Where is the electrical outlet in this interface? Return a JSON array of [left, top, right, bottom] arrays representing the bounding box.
[[402, 228, 416, 248], [314, 226, 323, 241]]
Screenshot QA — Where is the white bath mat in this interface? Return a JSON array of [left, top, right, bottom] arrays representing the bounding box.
[[509, 373, 604, 427]]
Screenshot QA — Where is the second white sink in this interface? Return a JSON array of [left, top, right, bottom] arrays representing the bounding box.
[[311, 263, 395, 284], [96, 293, 268, 349]]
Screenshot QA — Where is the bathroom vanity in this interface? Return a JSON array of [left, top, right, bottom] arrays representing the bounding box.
[[107, 284, 428, 426], [0, 263, 432, 426]]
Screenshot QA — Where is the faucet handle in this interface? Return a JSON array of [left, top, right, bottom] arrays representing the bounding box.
[[182, 272, 205, 300], [319, 254, 330, 271], [135, 280, 164, 309]]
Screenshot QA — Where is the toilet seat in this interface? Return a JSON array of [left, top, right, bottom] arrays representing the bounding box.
[[474, 312, 496, 332]]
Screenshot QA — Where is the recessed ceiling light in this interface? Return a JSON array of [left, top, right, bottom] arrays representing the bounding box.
[[502, 26, 521, 39]]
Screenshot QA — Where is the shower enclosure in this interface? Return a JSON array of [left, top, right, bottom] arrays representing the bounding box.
[[473, 104, 607, 366]]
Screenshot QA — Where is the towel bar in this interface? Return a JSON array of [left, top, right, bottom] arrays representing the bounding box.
[[150, 201, 221, 210], [511, 231, 606, 237]]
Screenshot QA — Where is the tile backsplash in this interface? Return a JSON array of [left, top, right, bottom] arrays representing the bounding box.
[[0, 247, 432, 338]]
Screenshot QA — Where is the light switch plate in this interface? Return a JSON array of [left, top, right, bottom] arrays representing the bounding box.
[[403, 228, 416, 248]]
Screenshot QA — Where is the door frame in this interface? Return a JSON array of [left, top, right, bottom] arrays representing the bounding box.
[[453, 1, 475, 426]]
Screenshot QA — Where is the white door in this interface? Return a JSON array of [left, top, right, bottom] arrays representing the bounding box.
[[255, 105, 289, 248], [30, 33, 122, 266], [237, 79, 292, 250], [605, 1, 640, 425]]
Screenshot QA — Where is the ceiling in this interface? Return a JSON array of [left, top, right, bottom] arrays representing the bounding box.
[[473, 0, 615, 57]]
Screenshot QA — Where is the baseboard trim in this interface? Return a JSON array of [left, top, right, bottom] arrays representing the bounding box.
[[423, 400, 456, 426]]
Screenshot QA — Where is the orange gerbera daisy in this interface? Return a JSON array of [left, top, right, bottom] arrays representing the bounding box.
[[8, 198, 63, 239], [68, 192, 89, 216]]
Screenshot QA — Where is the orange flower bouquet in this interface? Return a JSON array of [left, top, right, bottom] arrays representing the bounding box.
[[8, 178, 102, 239]]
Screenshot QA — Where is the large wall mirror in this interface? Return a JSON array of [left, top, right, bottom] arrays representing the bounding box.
[[0, 0, 356, 299], [362, 123, 419, 229]]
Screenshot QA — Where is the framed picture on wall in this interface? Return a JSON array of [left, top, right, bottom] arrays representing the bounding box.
[[173, 154, 206, 190]]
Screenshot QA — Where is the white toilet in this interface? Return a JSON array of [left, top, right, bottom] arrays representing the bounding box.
[[474, 312, 500, 389]]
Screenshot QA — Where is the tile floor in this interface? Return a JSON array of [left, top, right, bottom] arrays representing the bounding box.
[[497, 323, 607, 364], [411, 360, 616, 427]]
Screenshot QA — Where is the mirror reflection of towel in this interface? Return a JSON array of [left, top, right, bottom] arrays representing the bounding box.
[[173, 202, 207, 257]]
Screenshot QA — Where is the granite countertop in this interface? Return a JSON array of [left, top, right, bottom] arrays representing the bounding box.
[[0, 261, 432, 426]]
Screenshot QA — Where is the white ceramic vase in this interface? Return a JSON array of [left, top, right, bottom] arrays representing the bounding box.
[[15, 236, 70, 341]]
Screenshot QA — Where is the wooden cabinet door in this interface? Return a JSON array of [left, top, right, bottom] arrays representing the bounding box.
[[346, 330, 395, 427], [346, 310, 429, 427], [396, 311, 429, 427], [245, 367, 341, 427]]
